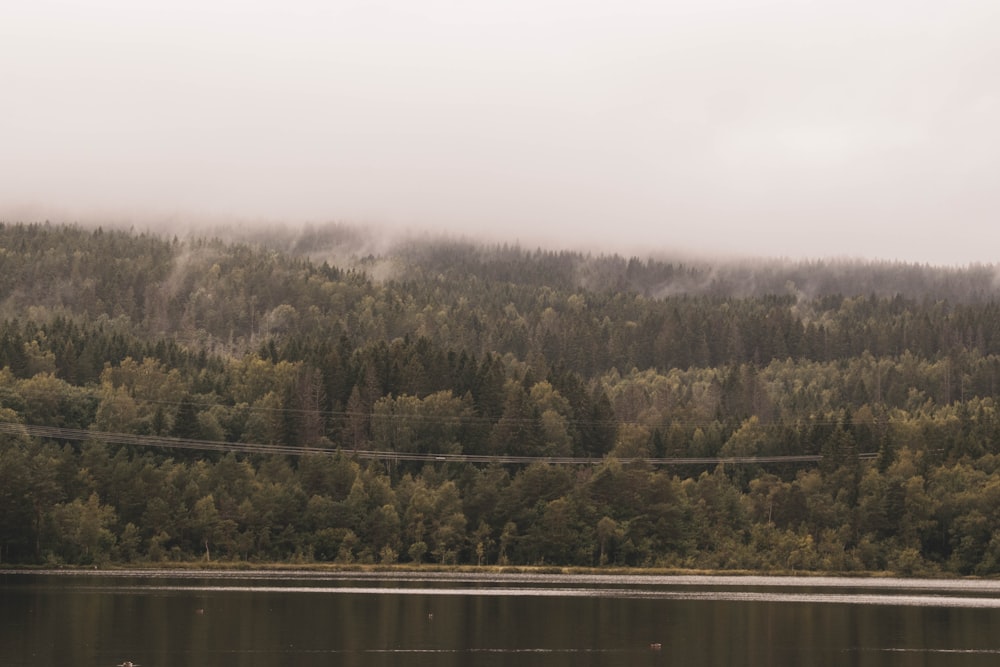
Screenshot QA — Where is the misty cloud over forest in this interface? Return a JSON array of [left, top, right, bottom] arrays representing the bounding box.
[[2, 1, 999, 265]]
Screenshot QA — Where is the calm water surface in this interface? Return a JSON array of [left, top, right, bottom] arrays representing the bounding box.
[[4, 570, 1000, 666]]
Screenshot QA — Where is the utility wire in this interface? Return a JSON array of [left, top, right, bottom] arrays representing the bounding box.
[[0, 421, 876, 466]]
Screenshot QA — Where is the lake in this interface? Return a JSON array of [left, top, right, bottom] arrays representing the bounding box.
[[4, 569, 1000, 666]]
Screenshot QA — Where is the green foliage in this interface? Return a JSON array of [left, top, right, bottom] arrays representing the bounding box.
[[4, 221, 1000, 572]]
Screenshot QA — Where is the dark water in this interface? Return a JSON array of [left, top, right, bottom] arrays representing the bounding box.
[[4, 570, 1000, 667]]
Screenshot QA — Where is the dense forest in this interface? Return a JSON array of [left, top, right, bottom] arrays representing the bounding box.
[[3, 221, 1000, 575]]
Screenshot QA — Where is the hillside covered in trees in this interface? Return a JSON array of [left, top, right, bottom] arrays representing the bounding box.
[[3, 221, 1000, 574]]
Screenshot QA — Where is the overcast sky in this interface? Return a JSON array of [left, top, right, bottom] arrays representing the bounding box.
[[2, 0, 998, 265]]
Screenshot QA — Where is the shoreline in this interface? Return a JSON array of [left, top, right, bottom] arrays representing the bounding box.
[[0, 561, 972, 580]]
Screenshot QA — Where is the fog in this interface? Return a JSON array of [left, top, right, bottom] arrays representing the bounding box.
[[2, 0, 999, 265]]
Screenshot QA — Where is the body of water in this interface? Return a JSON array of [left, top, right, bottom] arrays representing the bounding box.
[[4, 569, 1000, 666]]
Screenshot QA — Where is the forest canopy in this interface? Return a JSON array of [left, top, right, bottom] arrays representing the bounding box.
[[2, 220, 1000, 574]]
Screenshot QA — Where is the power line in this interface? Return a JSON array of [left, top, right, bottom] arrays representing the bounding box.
[[0, 421, 876, 466]]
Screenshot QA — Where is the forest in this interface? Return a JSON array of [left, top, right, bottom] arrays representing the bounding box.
[[3, 220, 1000, 575]]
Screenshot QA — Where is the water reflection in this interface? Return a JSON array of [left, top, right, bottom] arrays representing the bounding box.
[[4, 570, 1000, 667], [67, 583, 1000, 609]]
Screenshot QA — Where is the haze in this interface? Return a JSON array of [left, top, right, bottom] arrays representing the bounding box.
[[2, 0, 998, 265]]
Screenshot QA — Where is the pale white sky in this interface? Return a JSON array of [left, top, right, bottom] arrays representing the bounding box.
[[2, 0, 998, 265]]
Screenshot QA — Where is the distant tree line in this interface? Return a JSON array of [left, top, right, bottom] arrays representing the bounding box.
[[2, 221, 1000, 574]]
